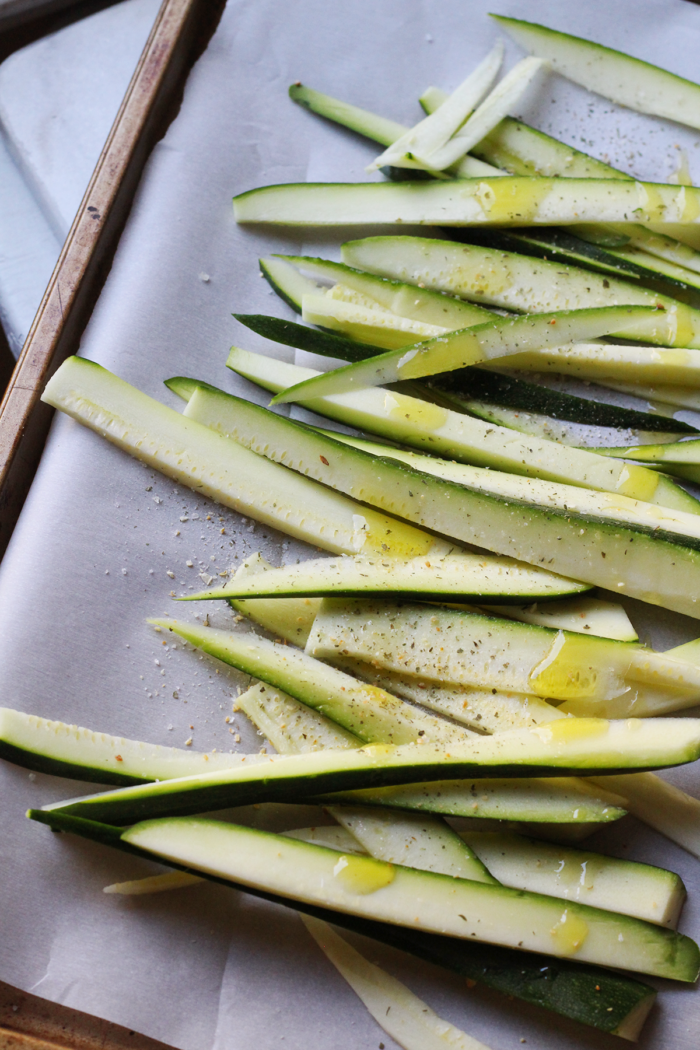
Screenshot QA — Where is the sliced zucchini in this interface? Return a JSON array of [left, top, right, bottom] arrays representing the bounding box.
[[149, 618, 468, 747], [190, 374, 700, 544], [493, 343, 700, 388], [230, 313, 696, 437], [234, 177, 700, 238], [587, 772, 700, 862], [458, 831, 685, 928], [341, 235, 700, 347], [428, 363, 696, 435], [493, 15, 700, 131], [176, 382, 700, 618], [235, 682, 361, 754], [268, 305, 668, 401], [591, 440, 700, 467], [339, 662, 566, 734], [0, 706, 252, 784], [225, 553, 320, 646], [300, 916, 486, 1050], [184, 552, 589, 605], [237, 678, 623, 825], [45, 715, 700, 826], [103, 872, 203, 895], [368, 42, 504, 173], [483, 596, 638, 643], [28, 809, 655, 1037], [118, 818, 700, 981], [289, 83, 407, 148], [265, 254, 494, 327], [327, 804, 496, 884], [41, 357, 453, 561], [218, 354, 700, 515], [306, 598, 700, 708], [302, 292, 444, 349], [297, 819, 685, 929]]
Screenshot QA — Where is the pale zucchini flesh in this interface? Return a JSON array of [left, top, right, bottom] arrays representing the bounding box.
[[235, 676, 627, 825], [216, 354, 700, 515], [229, 312, 697, 437], [270, 305, 666, 402], [306, 598, 700, 707], [293, 821, 685, 928], [0, 707, 251, 785]]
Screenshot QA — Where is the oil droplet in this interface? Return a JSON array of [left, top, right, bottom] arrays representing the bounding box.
[[397, 331, 484, 379], [533, 717, 610, 744], [634, 182, 667, 223], [668, 304, 697, 349], [529, 633, 628, 702], [332, 853, 395, 895], [384, 391, 448, 431], [549, 908, 589, 956], [475, 178, 551, 223], [615, 463, 659, 502], [352, 509, 436, 559], [678, 185, 700, 224]]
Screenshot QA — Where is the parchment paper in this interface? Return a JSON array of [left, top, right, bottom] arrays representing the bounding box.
[[1, 2, 700, 1048]]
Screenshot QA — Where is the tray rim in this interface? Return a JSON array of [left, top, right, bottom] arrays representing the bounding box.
[[0, 0, 221, 563]]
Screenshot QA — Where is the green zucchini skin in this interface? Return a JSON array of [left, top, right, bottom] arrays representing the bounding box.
[[27, 807, 656, 1036], [230, 313, 697, 435], [183, 553, 590, 605]]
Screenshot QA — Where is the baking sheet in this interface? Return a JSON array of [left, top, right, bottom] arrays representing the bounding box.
[[1, 1, 700, 1048]]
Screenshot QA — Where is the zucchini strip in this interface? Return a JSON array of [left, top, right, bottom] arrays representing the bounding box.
[[27, 807, 659, 1035], [368, 43, 504, 173], [341, 235, 700, 347], [219, 352, 700, 515], [233, 176, 700, 233], [294, 822, 685, 929], [236, 676, 626, 826], [149, 618, 469, 747], [264, 254, 495, 326], [306, 598, 700, 712], [43, 716, 700, 825], [301, 915, 496, 1050], [231, 313, 696, 436], [267, 306, 666, 400], [184, 553, 590, 605], [173, 380, 700, 617], [302, 427, 700, 548], [114, 818, 700, 981], [0, 706, 254, 785], [493, 15, 700, 131], [103, 872, 203, 895], [40, 357, 453, 561]]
